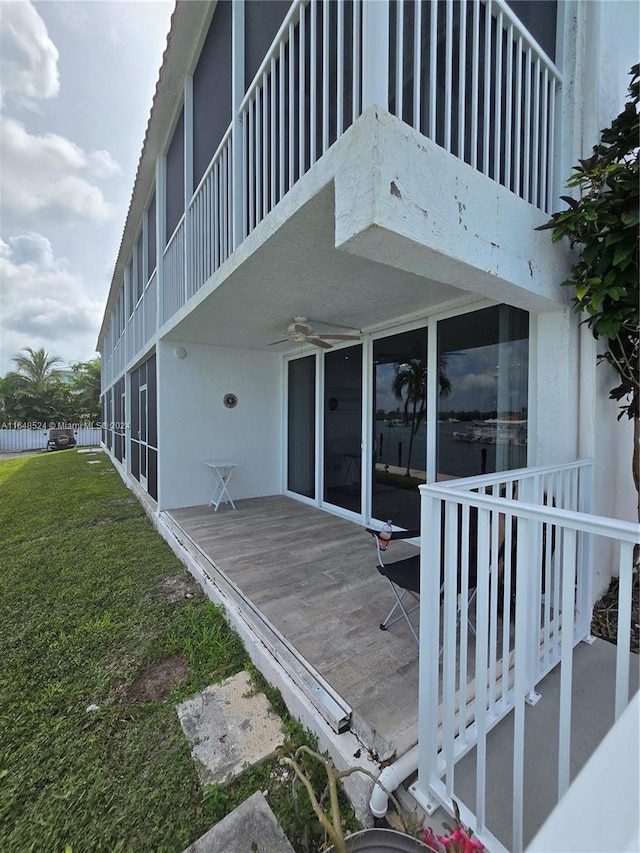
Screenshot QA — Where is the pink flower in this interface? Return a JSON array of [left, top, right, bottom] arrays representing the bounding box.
[[422, 825, 485, 853], [422, 827, 441, 852], [449, 826, 485, 852], [421, 805, 485, 853]]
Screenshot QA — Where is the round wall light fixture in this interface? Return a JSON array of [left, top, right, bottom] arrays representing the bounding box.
[[223, 393, 238, 409], [174, 346, 187, 360]]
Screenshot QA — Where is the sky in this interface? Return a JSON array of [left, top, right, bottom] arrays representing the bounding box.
[[0, 0, 175, 376]]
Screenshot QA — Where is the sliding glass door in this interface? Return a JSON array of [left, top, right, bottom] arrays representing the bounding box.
[[323, 344, 362, 514], [287, 356, 316, 498], [285, 304, 530, 526], [437, 305, 529, 479], [372, 327, 428, 530]]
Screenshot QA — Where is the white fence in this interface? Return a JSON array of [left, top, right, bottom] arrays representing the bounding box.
[[0, 428, 103, 453], [411, 460, 639, 852]]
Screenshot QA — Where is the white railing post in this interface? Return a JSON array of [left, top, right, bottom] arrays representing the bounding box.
[[361, 0, 389, 111], [184, 74, 193, 305], [577, 461, 595, 640], [155, 156, 166, 329], [416, 486, 444, 815], [231, 0, 245, 248]]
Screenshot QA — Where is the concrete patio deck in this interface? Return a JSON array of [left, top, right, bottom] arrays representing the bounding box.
[[167, 495, 421, 760], [163, 495, 638, 847]]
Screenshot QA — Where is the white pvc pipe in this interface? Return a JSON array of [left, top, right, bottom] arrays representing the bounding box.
[[369, 744, 420, 819]]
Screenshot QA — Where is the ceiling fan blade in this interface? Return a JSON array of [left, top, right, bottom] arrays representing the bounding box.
[[317, 333, 361, 340], [308, 337, 333, 349], [269, 338, 290, 346]]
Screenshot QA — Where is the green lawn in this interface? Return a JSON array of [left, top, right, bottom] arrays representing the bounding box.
[[0, 450, 357, 853]]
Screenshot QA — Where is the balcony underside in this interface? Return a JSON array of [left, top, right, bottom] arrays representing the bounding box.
[[162, 108, 568, 353], [164, 495, 638, 845]]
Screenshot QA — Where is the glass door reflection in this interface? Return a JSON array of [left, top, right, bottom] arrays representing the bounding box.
[[372, 327, 428, 530], [323, 345, 362, 514]]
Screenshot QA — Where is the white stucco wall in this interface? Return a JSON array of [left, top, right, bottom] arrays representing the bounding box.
[[333, 108, 575, 315], [531, 308, 581, 466], [156, 340, 282, 510]]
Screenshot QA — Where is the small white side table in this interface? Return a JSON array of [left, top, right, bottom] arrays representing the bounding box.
[[205, 462, 237, 511]]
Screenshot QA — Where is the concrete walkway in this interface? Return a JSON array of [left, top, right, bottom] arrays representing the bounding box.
[[183, 790, 295, 853], [178, 671, 294, 853]]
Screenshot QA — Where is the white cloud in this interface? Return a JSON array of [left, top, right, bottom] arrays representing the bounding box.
[[89, 149, 122, 180], [0, 0, 59, 105], [0, 118, 117, 224], [0, 233, 103, 372]]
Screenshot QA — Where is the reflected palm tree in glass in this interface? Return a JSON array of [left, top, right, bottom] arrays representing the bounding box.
[[392, 357, 451, 476]]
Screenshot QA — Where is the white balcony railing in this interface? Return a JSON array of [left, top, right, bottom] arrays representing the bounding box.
[[144, 270, 157, 345], [105, 0, 564, 363], [411, 460, 639, 853], [161, 216, 186, 325], [390, 0, 561, 213], [188, 128, 233, 298], [239, 0, 364, 239]]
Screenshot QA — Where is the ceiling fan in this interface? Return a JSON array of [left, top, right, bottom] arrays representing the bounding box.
[[269, 317, 360, 350]]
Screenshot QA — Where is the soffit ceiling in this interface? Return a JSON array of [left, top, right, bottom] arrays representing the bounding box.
[[163, 186, 467, 352]]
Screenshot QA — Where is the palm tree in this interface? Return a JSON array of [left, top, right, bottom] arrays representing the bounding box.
[[392, 357, 451, 475], [6, 347, 65, 422], [12, 347, 63, 393]]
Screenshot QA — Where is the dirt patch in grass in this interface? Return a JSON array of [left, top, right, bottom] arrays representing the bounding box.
[[146, 573, 201, 604], [126, 655, 191, 703]]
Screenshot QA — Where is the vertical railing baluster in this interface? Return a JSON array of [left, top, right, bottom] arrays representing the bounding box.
[[512, 510, 531, 853], [523, 47, 532, 203], [501, 510, 513, 704], [471, 0, 480, 169], [337, 0, 344, 136], [532, 58, 541, 208], [457, 0, 467, 160], [299, 7, 306, 178], [214, 159, 220, 269], [540, 68, 549, 213], [289, 23, 295, 190], [271, 56, 277, 211], [256, 85, 262, 224], [444, 0, 453, 152], [514, 36, 523, 198], [227, 144, 232, 260], [248, 99, 254, 232], [413, 0, 422, 132], [475, 507, 491, 834], [279, 43, 285, 201], [488, 507, 499, 716], [429, 0, 438, 140], [504, 23, 514, 191], [615, 541, 634, 719], [262, 72, 268, 220], [459, 502, 470, 733], [322, 0, 329, 152], [482, 0, 492, 175], [443, 502, 459, 801], [396, 0, 404, 120], [493, 10, 503, 182], [558, 528, 577, 799], [353, 0, 360, 120], [311, 0, 318, 164], [547, 77, 557, 212]]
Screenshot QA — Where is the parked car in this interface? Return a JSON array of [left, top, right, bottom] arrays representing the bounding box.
[[47, 428, 76, 451]]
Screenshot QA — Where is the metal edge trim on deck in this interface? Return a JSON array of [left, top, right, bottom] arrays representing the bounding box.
[[161, 511, 353, 734]]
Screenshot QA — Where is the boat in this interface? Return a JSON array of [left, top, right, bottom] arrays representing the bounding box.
[[452, 418, 527, 446]]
